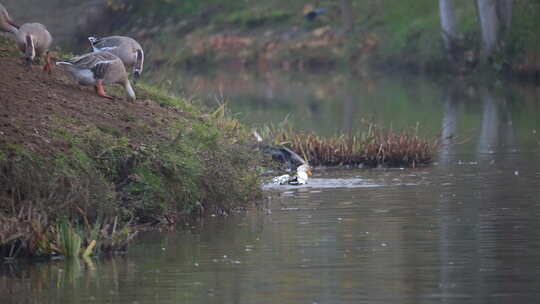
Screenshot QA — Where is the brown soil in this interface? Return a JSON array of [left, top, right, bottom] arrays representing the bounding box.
[[0, 44, 186, 158]]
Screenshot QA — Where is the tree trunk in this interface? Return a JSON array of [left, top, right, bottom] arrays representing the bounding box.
[[476, 0, 500, 62], [340, 0, 354, 34], [496, 0, 513, 34], [439, 0, 458, 60]]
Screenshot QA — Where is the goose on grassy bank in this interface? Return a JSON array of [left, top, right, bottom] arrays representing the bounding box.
[[56, 51, 136, 101], [0, 4, 53, 73], [88, 35, 144, 83]]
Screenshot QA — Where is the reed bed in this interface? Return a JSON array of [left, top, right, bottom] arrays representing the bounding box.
[[269, 123, 438, 168], [0, 208, 136, 260]]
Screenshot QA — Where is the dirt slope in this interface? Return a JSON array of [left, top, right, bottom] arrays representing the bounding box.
[[0, 43, 184, 158]]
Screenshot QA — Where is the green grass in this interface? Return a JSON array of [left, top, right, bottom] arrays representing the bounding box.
[[222, 9, 291, 28]]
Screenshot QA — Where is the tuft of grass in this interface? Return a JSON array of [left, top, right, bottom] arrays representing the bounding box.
[[55, 219, 82, 258], [264, 122, 438, 168], [136, 83, 197, 112]]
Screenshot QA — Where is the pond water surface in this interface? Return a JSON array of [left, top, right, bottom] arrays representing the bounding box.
[[2, 70, 540, 304]]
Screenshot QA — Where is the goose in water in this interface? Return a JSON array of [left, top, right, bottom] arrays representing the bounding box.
[[0, 4, 53, 73], [88, 35, 144, 83], [56, 51, 136, 101], [252, 130, 307, 170], [272, 164, 313, 185]]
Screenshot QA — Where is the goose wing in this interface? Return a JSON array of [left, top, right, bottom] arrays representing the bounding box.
[[92, 36, 125, 50], [68, 52, 118, 79], [272, 174, 292, 185]]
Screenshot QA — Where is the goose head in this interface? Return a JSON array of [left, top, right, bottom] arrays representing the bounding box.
[[133, 70, 141, 82], [296, 164, 313, 181], [88, 36, 99, 44], [88, 36, 99, 50], [297, 164, 313, 175], [120, 75, 136, 101], [133, 48, 144, 83]]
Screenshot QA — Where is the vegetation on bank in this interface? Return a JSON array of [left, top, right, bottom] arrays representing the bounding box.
[[99, 0, 540, 76], [0, 36, 262, 259]]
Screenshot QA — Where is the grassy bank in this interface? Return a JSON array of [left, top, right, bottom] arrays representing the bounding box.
[[95, 0, 540, 76], [0, 36, 262, 259]]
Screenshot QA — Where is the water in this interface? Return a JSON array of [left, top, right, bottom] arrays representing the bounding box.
[[152, 69, 540, 146], [2, 156, 540, 303]]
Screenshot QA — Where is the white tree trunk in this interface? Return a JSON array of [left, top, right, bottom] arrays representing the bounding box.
[[476, 0, 500, 61], [439, 0, 458, 53]]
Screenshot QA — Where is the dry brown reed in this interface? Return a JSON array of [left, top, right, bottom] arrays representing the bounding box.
[[270, 123, 438, 168]]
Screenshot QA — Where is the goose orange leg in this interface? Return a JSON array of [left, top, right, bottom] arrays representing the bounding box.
[[95, 80, 114, 100]]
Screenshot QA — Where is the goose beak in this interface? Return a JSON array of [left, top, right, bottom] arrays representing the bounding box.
[[307, 169, 313, 176]]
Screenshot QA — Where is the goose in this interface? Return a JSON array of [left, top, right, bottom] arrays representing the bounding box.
[[252, 130, 307, 170], [56, 51, 136, 101], [0, 4, 53, 73], [88, 35, 144, 83], [272, 164, 313, 185]]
